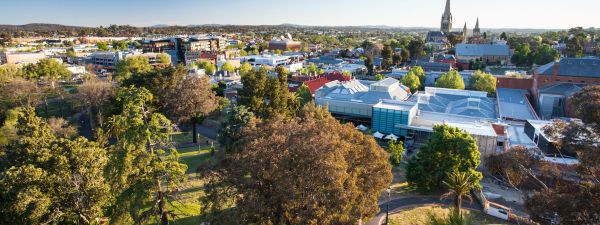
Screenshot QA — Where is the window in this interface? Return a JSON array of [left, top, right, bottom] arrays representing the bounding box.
[[497, 141, 504, 147]]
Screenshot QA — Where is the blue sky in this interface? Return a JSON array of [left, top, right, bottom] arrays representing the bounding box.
[[1, 0, 598, 29]]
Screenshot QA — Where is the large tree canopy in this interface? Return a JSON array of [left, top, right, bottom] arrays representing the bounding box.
[[470, 70, 496, 94], [435, 71, 465, 90], [406, 124, 482, 193], [201, 104, 392, 224]]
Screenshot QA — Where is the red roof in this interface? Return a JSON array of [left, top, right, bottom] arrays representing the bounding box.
[[325, 72, 351, 82], [304, 77, 333, 95]]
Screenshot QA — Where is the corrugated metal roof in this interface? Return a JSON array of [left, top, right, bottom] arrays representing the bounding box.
[[456, 44, 510, 57]]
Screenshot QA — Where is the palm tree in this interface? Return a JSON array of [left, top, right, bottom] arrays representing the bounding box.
[[441, 171, 476, 213]]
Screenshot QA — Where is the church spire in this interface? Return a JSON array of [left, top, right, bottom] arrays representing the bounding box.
[[473, 17, 481, 37], [440, 0, 453, 32], [444, 0, 451, 15]]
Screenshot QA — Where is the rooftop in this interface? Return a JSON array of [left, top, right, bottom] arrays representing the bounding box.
[[411, 87, 497, 119], [536, 57, 600, 78], [456, 44, 510, 57], [538, 82, 586, 95], [496, 88, 539, 121]]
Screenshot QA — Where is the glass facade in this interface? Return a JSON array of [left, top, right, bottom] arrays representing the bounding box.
[[372, 107, 410, 137]]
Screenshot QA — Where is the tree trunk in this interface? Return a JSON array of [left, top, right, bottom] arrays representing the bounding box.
[[157, 181, 169, 225], [192, 121, 198, 143], [455, 195, 462, 212]]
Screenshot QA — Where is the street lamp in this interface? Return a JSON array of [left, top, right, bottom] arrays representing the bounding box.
[[385, 187, 391, 225]]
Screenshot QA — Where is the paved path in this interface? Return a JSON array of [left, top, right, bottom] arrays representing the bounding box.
[[364, 197, 483, 225]]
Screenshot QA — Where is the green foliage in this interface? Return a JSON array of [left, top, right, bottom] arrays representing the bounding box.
[[374, 74, 386, 81], [566, 35, 585, 58], [22, 58, 71, 88], [511, 43, 532, 66], [275, 66, 289, 77], [157, 53, 171, 65], [401, 71, 421, 93], [221, 61, 235, 73], [428, 208, 472, 225], [66, 49, 76, 58], [212, 80, 227, 97], [410, 66, 425, 84], [0, 108, 109, 224], [364, 56, 374, 75], [237, 70, 299, 119], [97, 42, 109, 51], [217, 105, 255, 150], [105, 86, 187, 224], [114, 56, 152, 83], [199, 61, 216, 75], [442, 171, 477, 211], [534, 44, 559, 65], [406, 124, 482, 193], [238, 62, 253, 76], [435, 71, 465, 90], [0, 64, 23, 83], [112, 40, 128, 51], [388, 139, 405, 167], [295, 84, 313, 107], [469, 70, 496, 94], [381, 45, 393, 70]]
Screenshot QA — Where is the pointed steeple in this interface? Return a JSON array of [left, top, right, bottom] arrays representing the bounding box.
[[440, 0, 453, 32], [462, 22, 468, 43], [444, 0, 451, 15], [473, 17, 481, 37]]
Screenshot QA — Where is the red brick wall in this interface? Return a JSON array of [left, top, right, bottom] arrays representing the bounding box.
[[497, 77, 534, 90]]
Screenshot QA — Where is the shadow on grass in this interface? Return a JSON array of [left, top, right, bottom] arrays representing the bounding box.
[[172, 215, 201, 225]]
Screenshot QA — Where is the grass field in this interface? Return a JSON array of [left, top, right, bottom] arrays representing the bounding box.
[[389, 205, 512, 225], [169, 145, 213, 225]]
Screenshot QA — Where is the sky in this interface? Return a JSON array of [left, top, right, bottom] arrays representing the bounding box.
[[0, 0, 598, 29]]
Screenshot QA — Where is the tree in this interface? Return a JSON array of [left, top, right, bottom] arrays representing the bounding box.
[[66, 49, 77, 58], [96, 42, 109, 51], [156, 53, 171, 65], [239, 62, 253, 76], [388, 139, 404, 167], [47, 117, 77, 138], [401, 71, 421, 93], [500, 32, 508, 41], [447, 33, 464, 48], [534, 44, 559, 65], [469, 70, 496, 94], [408, 39, 425, 59], [511, 43, 532, 66], [114, 56, 152, 83], [200, 103, 392, 224], [427, 207, 471, 225], [525, 183, 600, 225], [200, 61, 216, 75], [406, 124, 482, 193], [374, 74, 386, 81], [0, 64, 23, 83], [0, 108, 109, 224], [442, 171, 476, 212], [217, 105, 255, 150], [238, 70, 298, 119], [364, 56, 374, 76], [295, 84, 312, 107], [435, 71, 465, 90], [159, 66, 218, 143], [221, 61, 235, 75], [392, 52, 402, 67], [23, 58, 71, 88], [0, 78, 42, 109], [275, 66, 289, 77], [105, 86, 186, 225], [75, 79, 115, 133], [566, 35, 585, 58], [381, 45, 393, 70], [410, 66, 426, 84], [112, 40, 128, 51]]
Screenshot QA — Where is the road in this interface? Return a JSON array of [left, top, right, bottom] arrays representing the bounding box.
[[364, 197, 483, 225]]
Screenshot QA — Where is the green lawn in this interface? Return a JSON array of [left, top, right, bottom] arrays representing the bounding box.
[[168, 145, 213, 225], [389, 205, 512, 225], [171, 131, 211, 145]]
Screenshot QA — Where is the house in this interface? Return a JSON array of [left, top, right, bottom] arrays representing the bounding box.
[[533, 57, 600, 88], [523, 120, 559, 154], [455, 44, 510, 64], [536, 83, 586, 119]]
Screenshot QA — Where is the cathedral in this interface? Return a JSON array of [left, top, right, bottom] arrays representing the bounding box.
[[427, 0, 486, 49]]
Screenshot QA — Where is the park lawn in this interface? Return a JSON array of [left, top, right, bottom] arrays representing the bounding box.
[[168, 145, 213, 225], [381, 163, 419, 201], [171, 131, 211, 145], [389, 205, 512, 225]]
